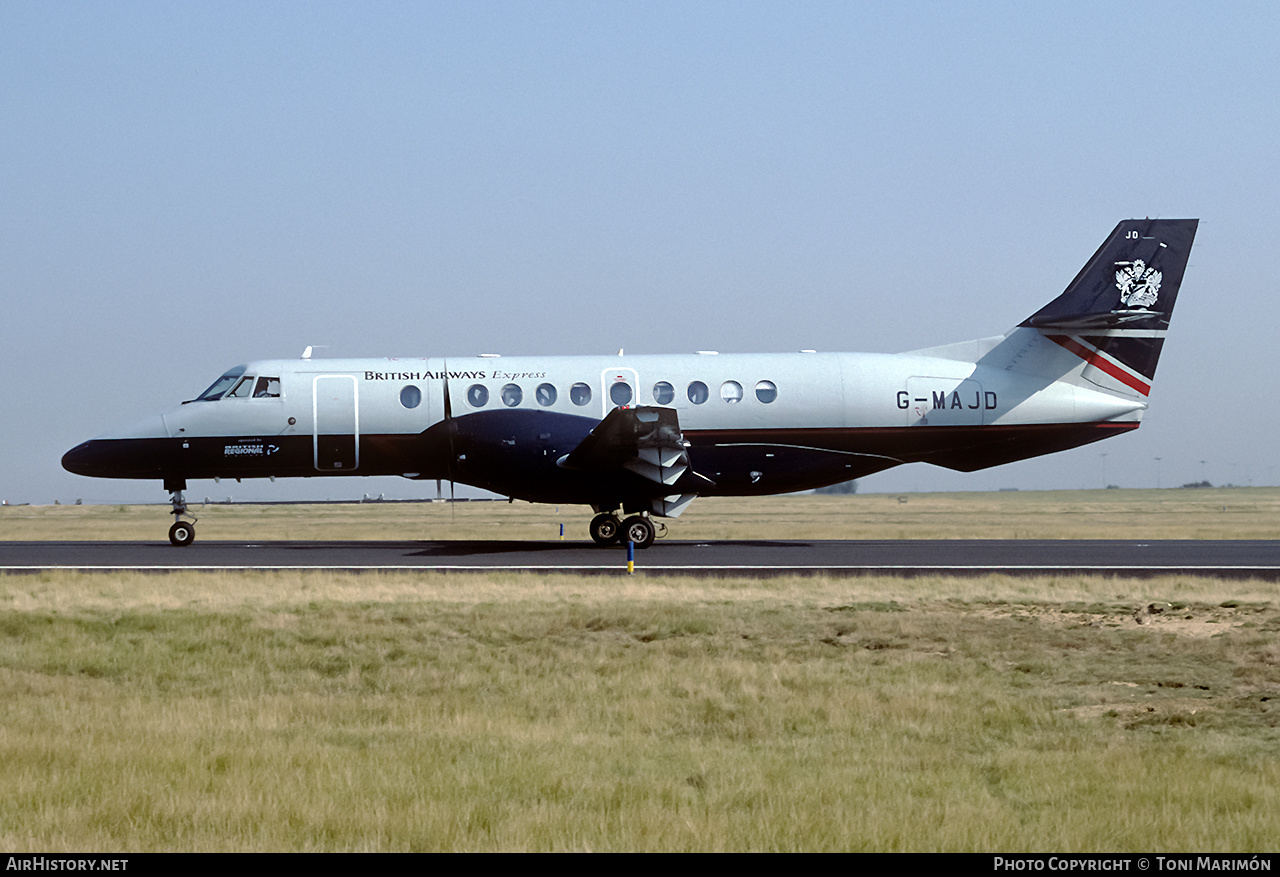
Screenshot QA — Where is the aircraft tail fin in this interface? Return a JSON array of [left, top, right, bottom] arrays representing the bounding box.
[[1020, 218, 1198, 393]]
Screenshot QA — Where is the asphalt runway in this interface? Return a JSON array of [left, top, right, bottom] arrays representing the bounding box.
[[3, 539, 1280, 577]]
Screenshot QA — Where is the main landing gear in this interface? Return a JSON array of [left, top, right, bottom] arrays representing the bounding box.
[[589, 512, 658, 549], [589, 513, 620, 546], [166, 479, 197, 547]]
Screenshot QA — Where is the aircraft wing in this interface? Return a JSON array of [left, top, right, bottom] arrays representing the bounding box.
[[557, 406, 713, 515]]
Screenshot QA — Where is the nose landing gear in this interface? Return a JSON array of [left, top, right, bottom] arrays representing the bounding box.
[[168, 519, 195, 547], [165, 479, 197, 546]]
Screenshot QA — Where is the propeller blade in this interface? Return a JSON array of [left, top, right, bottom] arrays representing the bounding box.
[[441, 360, 457, 517], [442, 361, 453, 422]]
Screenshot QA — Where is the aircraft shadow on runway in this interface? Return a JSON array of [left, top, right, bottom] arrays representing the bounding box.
[[397, 539, 810, 558]]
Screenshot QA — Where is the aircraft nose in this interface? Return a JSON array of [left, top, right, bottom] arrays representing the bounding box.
[[62, 440, 108, 477], [62, 435, 169, 479], [62, 415, 173, 480]]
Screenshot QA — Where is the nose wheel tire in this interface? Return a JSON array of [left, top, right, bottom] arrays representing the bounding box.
[[168, 521, 195, 547], [620, 515, 656, 549], [589, 513, 621, 545]]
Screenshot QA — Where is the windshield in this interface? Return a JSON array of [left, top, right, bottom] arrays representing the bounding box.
[[192, 366, 248, 402]]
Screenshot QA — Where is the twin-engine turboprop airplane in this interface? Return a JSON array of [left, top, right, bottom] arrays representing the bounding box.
[[63, 218, 1197, 547]]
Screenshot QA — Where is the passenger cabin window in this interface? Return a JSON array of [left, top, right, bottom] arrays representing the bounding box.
[[720, 380, 743, 404], [609, 381, 633, 407], [755, 380, 778, 403], [501, 383, 522, 407], [400, 385, 422, 409], [467, 384, 489, 407], [687, 381, 709, 404], [653, 381, 674, 405], [570, 382, 592, 406], [536, 383, 557, 406]]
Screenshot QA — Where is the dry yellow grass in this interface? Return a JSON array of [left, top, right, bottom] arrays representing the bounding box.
[[4, 486, 1280, 542], [2, 570, 1278, 851], [4, 492, 1278, 850]]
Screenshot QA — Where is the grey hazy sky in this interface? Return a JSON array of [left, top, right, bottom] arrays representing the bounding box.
[[3, 1, 1277, 504]]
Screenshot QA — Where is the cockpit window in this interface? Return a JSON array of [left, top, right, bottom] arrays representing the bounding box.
[[227, 376, 256, 398], [193, 366, 248, 402], [253, 377, 282, 398]]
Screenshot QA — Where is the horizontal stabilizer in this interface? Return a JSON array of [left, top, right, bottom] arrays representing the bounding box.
[[1025, 308, 1166, 331]]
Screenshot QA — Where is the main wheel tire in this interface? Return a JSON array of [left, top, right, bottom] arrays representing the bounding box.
[[168, 521, 195, 547], [589, 513, 621, 545], [620, 515, 656, 549]]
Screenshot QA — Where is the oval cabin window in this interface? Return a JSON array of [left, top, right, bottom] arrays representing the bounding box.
[[610, 381, 633, 407]]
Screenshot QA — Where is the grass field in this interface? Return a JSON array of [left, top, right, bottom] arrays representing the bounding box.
[[2, 491, 1277, 851], [5, 485, 1280, 542], [2, 569, 1278, 852]]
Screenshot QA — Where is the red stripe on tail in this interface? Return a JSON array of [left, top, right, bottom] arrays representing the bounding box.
[[1046, 335, 1151, 396]]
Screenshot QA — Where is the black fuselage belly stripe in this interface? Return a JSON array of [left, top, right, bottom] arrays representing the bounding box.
[[63, 421, 1137, 497]]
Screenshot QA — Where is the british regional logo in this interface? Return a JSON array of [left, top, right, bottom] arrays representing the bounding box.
[[1115, 260, 1162, 307]]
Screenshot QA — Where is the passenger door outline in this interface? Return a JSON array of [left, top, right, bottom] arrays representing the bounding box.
[[600, 367, 639, 417], [313, 375, 359, 471]]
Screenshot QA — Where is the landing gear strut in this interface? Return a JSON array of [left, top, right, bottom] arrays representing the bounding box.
[[166, 479, 196, 547]]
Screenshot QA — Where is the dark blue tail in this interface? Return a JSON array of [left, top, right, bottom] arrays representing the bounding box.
[[1021, 218, 1198, 384]]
